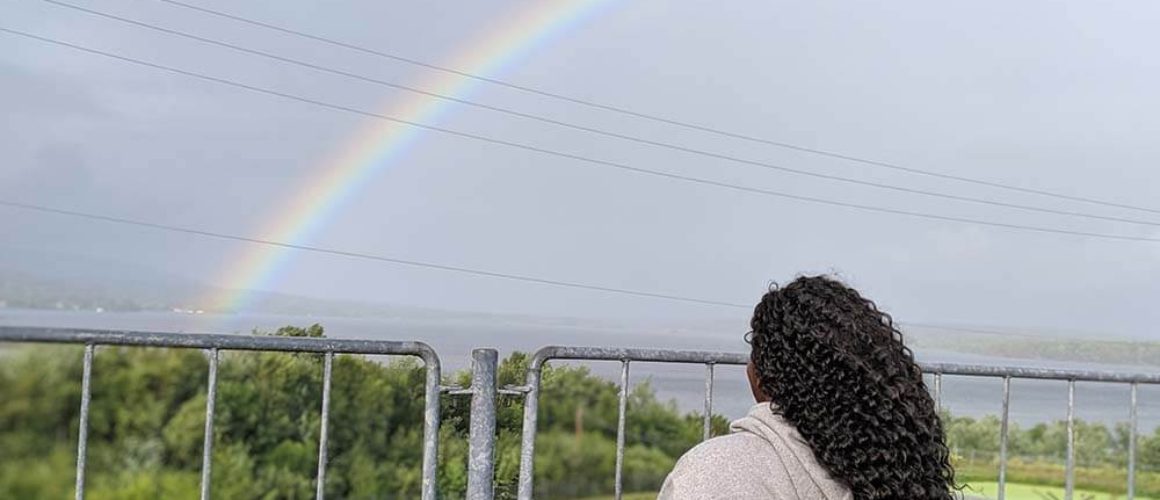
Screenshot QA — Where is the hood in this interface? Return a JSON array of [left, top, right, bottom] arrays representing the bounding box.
[[731, 403, 851, 499]]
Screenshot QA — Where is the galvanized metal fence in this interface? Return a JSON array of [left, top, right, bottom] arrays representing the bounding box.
[[512, 346, 747, 500], [0, 326, 443, 500], [5, 326, 1160, 500], [513, 346, 1160, 500]]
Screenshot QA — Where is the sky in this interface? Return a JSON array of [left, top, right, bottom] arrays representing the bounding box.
[[2, 0, 1159, 338]]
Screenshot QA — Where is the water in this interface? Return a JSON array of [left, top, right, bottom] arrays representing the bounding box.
[[2, 308, 1158, 431]]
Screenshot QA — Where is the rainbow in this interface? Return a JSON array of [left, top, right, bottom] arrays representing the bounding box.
[[201, 0, 619, 313]]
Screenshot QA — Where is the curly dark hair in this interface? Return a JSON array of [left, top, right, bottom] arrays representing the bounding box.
[[749, 275, 956, 499]]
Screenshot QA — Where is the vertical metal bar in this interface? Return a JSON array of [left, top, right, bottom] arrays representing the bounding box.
[[420, 355, 442, 500], [200, 348, 219, 500], [933, 372, 942, 412], [467, 349, 498, 500], [614, 360, 630, 500], [998, 376, 1011, 500], [1065, 379, 1075, 500], [74, 344, 94, 500], [1128, 382, 1138, 500], [517, 363, 544, 500], [315, 351, 334, 500], [702, 363, 715, 441]]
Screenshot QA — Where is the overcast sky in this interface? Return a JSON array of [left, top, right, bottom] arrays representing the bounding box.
[[2, 0, 1159, 337]]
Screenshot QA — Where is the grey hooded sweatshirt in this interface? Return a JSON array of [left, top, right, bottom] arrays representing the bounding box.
[[658, 403, 852, 500]]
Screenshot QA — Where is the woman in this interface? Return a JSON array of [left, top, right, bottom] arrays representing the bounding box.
[[659, 276, 956, 499]]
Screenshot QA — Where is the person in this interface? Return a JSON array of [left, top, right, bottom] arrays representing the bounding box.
[[659, 276, 956, 499]]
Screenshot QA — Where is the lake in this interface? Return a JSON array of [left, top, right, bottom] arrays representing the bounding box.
[[2, 308, 1158, 431]]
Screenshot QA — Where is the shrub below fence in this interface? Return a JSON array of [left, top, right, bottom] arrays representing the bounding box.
[[0, 326, 719, 499], [2, 325, 1159, 499]]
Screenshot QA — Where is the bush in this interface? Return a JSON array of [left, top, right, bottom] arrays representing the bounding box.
[[3, 325, 1156, 499], [0, 326, 710, 499]]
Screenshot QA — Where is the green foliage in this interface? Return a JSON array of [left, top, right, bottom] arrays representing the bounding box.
[[956, 458, 1160, 496], [532, 431, 616, 498], [0, 445, 74, 499], [962, 481, 1159, 500], [947, 414, 1160, 496], [2, 325, 1156, 499], [0, 326, 706, 499], [945, 414, 1160, 469], [622, 445, 676, 493]]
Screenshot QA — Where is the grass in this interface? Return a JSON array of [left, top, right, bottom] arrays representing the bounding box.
[[955, 458, 1160, 497], [961, 481, 1158, 500]]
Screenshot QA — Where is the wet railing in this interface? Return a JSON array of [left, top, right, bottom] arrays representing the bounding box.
[[4, 327, 1160, 500], [0, 326, 443, 500], [513, 346, 1160, 500], [511, 346, 747, 500]]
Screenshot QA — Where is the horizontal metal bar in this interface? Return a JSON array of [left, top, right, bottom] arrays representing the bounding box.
[[529, 345, 1160, 384], [529, 346, 748, 369], [441, 387, 522, 396], [0, 326, 437, 360], [920, 361, 1160, 384], [15, 329, 1156, 383]]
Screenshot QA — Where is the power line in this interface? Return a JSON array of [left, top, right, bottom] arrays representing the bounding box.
[[0, 201, 1139, 339], [4, 26, 1160, 245], [41, 0, 1160, 229], [153, 0, 1160, 216], [3, 195, 1137, 335], [0, 199, 751, 308]]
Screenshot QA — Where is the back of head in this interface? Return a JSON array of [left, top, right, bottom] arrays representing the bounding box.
[[749, 275, 955, 499]]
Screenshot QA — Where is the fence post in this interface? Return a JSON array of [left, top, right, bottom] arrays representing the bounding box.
[[1065, 379, 1076, 500], [75, 344, 95, 500], [702, 363, 715, 441], [998, 376, 1011, 500], [1129, 382, 1138, 500], [200, 348, 219, 500], [614, 360, 631, 500], [468, 349, 498, 500], [517, 359, 544, 500], [421, 352, 443, 500]]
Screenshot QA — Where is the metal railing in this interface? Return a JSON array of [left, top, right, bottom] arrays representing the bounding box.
[[0, 326, 443, 500], [5, 326, 1160, 500], [514, 346, 1160, 500], [514, 346, 748, 500]]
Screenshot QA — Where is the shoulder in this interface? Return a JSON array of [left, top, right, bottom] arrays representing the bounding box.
[[658, 434, 786, 500], [675, 433, 772, 467]]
